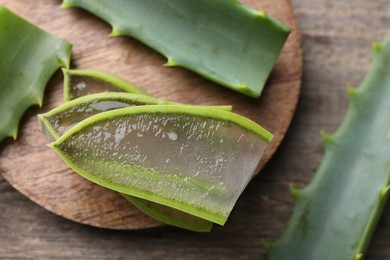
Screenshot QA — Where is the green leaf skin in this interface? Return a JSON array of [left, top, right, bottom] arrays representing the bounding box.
[[122, 194, 213, 232], [49, 105, 273, 225], [61, 0, 290, 98], [63, 68, 148, 101], [269, 33, 390, 259], [0, 5, 72, 143]]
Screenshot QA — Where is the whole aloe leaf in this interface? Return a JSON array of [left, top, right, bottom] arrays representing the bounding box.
[[0, 5, 72, 142], [61, 0, 290, 98], [268, 33, 390, 259]]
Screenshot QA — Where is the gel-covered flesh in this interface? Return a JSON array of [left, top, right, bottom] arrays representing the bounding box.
[[63, 69, 147, 101], [39, 93, 168, 140], [51, 106, 271, 225], [70, 76, 123, 99]]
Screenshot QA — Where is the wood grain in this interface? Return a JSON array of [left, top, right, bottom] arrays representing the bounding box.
[[0, 0, 301, 230]]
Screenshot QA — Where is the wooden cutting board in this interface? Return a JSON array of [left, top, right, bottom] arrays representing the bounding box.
[[0, 0, 302, 229]]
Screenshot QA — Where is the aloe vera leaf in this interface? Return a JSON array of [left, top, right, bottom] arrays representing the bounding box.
[[39, 91, 228, 231], [39, 92, 232, 141], [49, 105, 273, 225], [122, 194, 212, 232], [61, 0, 290, 98], [62, 68, 232, 110], [63, 68, 148, 101], [268, 33, 390, 259], [0, 5, 72, 143]]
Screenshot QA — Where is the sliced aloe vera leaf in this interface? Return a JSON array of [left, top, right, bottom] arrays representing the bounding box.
[[0, 5, 72, 143], [49, 105, 273, 225], [63, 68, 148, 101], [61, 0, 290, 98], [122, 194, 212, 232], [39, 92, 232, 141], [39, 91, 229, 231]]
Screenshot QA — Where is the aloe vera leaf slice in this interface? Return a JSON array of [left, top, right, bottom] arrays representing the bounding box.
[[39, 92, 232, 141], [49, 105, 273, 225], [122, 194, 212, 232], [61, 0, 290, 98], [39, 91, 227, 231], [63, 68, 149, 101], [268, 33, 390, 259], [0, 5, 72, 143], [39, 92, 170, 141]]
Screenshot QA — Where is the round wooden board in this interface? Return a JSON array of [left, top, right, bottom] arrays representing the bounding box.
[[0, 0, 301, 230]]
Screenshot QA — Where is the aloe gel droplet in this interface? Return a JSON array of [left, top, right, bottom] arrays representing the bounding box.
[[51, 105, 272, 225]]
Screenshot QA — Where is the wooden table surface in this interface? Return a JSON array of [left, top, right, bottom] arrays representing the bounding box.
[[1, 0, 389, 259]]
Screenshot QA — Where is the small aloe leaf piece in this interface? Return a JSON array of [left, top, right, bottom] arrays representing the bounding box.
[[61, 0, 290, 98], [63, 68, 148, 101], [38, 92, 232, 141], [49, 105, 273, 225], [0, 5, 72, 143], [269, 32, 390, 259], [121, 194, 213, 232]]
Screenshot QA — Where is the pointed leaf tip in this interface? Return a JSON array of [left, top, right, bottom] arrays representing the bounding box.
[[347, 85, 357, 98], [379, 186, 390, 199], [256, 9, 267, 18], [262, 239, 274, 251], [10, 128, 18, 140], [289, 183, 301, 199], [372, 41, 382, 54], [61, 0, 74, 9], [320, 130, 334, 144], [164, 59, 179, 67], [110, 28, 124, 37], [237, 82, 250, 91], [37, 97, 43, 108]]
